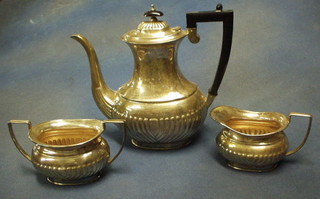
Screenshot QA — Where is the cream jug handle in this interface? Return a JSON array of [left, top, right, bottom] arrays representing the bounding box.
[[186, 3, 233, 98], [285, 112, 313, 156], [102, 119, 127, 164], [8, 120, 32, 162]]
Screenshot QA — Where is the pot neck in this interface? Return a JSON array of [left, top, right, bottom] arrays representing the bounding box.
[[129, 41, 180, 78], [119, 40, 197, 102]]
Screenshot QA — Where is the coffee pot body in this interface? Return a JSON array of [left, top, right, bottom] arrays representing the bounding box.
[[72, 4, 233, 150]]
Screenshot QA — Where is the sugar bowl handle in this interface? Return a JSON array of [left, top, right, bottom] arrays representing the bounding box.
[[186, 3, 233, 96], [8, 120, 32, 162], [102, 119, 127, 164], [286, 112, 313, 156]]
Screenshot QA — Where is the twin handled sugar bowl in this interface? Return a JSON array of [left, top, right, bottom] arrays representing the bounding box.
[[8, 119, 126, 185], [71, 4, 234, 150], [211, 106, 313, 172]]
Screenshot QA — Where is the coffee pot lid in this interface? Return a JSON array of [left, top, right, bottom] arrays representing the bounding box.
[[121, 4, 187, 44]]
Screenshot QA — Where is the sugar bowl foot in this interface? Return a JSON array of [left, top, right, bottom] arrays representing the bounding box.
[[47, 172, 102, 186]]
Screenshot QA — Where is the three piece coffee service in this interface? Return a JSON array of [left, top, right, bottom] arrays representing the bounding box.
[[8, 4, 313, 185]]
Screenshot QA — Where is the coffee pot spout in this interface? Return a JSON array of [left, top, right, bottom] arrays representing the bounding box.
[[71, 34, 116, 118]]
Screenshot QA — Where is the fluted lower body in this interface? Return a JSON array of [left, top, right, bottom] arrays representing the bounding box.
[[112, 91, 208, 150], [34, 158, 107, 185], [127, 108, 206, 150]]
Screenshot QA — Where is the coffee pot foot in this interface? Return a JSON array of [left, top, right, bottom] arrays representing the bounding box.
[[131, 139, 192, 150]]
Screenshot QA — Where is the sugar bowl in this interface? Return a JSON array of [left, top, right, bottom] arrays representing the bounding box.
[[211, 106, 312, 172], [8, 119, 126, 185]]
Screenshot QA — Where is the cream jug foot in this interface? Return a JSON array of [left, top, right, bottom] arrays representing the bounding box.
[[227, 162, 278, 173]]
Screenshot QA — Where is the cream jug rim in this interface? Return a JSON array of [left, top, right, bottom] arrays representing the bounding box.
[[210, 106, 290, 137]]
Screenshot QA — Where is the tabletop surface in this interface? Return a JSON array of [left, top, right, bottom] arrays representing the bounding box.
[[1, 0, 319, 198]]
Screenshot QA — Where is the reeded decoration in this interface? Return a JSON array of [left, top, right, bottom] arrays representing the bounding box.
[[211, 106, 312, 172], [8, 119, 126, 185], [71, 4, 234, 150]]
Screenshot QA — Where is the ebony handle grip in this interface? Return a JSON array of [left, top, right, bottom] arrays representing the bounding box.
[[186, 3, 233, 96]]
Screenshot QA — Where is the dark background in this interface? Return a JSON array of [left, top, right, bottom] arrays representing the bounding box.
[[1, 0, 319, 198]]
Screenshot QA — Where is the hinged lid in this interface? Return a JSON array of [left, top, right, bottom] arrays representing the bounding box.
[[121, 4, 187, 44]]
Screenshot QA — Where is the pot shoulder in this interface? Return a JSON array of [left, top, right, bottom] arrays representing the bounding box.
[[112, 89, 207, 119]]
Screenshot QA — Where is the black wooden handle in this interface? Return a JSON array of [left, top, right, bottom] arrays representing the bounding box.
[[186, 4, 233, 96]]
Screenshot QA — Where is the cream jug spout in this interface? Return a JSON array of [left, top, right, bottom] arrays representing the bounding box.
[[71, 34, 116, 118]]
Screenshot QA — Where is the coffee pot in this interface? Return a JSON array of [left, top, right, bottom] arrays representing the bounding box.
[[71, 4, 233, 150]]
